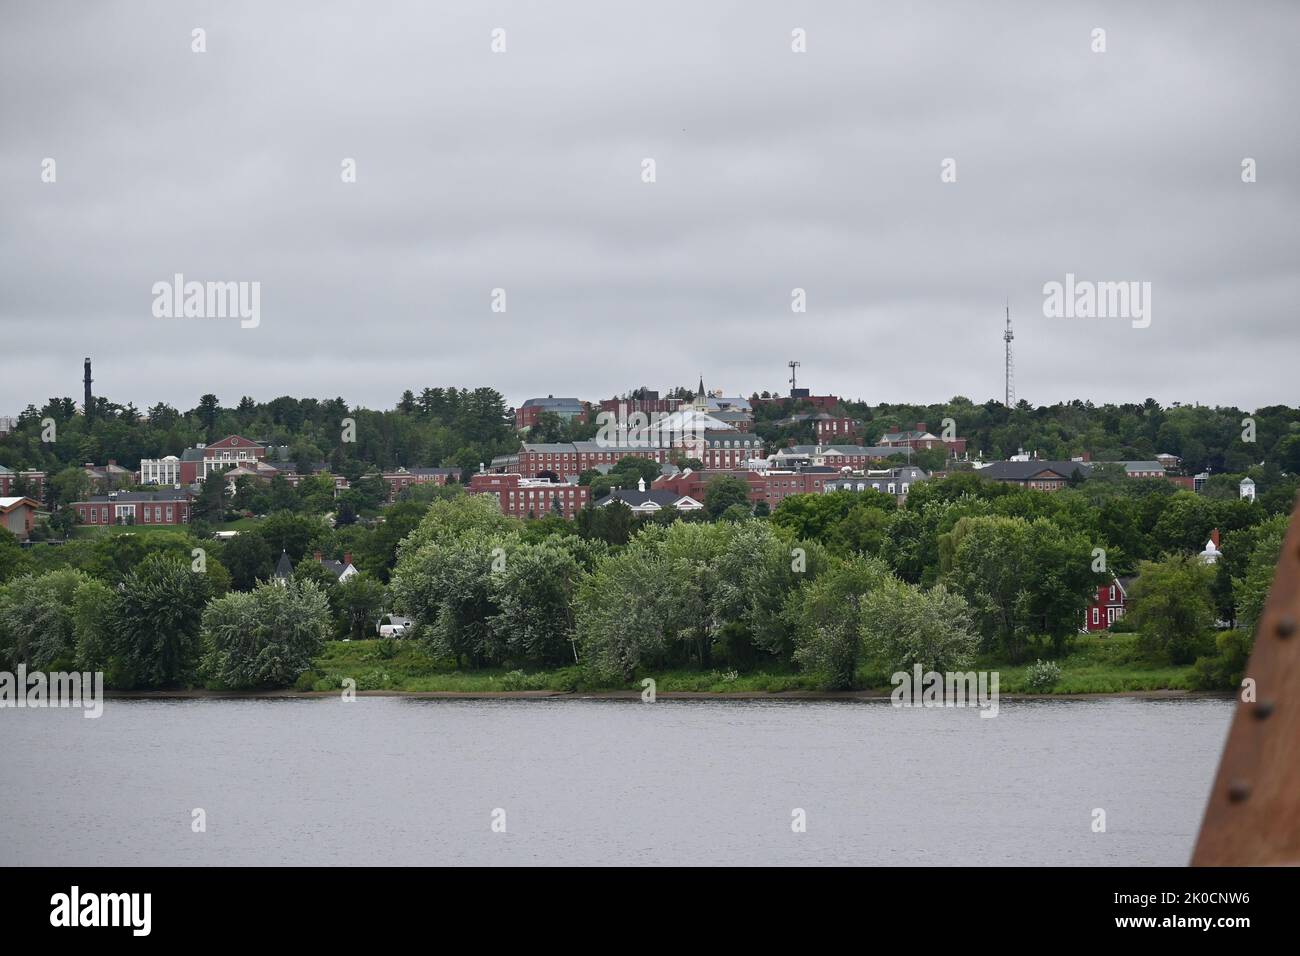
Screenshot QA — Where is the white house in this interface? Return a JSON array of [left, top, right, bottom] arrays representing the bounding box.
[[1239, 477, 1256, 501]]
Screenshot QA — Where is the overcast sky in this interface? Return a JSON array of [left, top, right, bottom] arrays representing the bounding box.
[[2, 1, 1297, 415]]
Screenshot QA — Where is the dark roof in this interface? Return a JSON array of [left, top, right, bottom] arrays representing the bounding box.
[[274, 551, 294, 578], [407, 467, 460, 477], [978, 460, 1092, 482], [79, 489, 193, 503], [521, 397, 583, 409]]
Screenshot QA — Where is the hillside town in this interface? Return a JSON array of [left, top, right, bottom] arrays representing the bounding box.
[[0, 364, 1260, 542]]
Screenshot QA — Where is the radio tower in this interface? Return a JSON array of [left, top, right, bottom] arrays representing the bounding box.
[[1003, 304, 1015, 408], [788, 360, 801, 394]]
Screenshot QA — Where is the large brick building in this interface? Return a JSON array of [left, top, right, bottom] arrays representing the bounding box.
[[976, 460, 1091, 491], [652, 467, 841, 508], [699, 431, 763, 469], [766, 444, 898, 470], [71, 489, 194, 526], [0, 466, 46, 497], [468, 473, 589, 518], [515, 396, 588, 430], [877, 422, 968, 457], [380, 467, 461, 501], [492, 442, 667, 479], [178, 435, 267, 483], [597, 394, 682, 416], [823, 466, 929, 500]]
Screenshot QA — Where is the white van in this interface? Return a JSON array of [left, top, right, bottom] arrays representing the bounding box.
[[377, 615, 412, 638]]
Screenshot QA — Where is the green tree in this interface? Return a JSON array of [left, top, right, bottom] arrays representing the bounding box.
[[108, 553, 212, 687], [220, 533, 274, 590], [0, 569, 87, 669], [788, 556, 892, 689], [1128, 554, 1216, 663], [488, 539, 585, 665], [201, 580, 331, 688], [861, 578, 978, 673], [703, 474, 752, 520], [335, 572, 387, 640]]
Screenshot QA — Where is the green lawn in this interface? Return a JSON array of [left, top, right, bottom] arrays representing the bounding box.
[[298, 632, 1200, 695], [72, 523, 196, 538], [72, 516, 259, 538], [979, 633, 1199, 694]]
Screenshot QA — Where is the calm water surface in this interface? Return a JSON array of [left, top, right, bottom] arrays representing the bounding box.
[[0, 697, 1231, 865]]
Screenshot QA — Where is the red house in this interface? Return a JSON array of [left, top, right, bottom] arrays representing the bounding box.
[[1083, 576, 1132, 631]]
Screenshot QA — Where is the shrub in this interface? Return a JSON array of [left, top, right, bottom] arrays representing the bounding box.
[[1024, 659, 1062, 692]]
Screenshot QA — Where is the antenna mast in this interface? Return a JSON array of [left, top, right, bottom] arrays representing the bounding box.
[[788, 360, 801, 394], [1003, 304, 1015, 407]]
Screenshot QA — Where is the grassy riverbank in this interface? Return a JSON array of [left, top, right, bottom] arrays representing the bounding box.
[[294, 632, 1199, 696]]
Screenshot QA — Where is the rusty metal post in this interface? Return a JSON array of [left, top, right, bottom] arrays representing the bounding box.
[[1192, 503, 1300, 865]]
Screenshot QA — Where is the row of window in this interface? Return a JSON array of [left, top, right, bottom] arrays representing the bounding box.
[[76, 504, 185, 523]]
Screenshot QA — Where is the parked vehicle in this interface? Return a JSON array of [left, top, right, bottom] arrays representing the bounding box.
[[377, 614, 412, 638]]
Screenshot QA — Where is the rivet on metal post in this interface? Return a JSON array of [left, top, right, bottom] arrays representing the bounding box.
[[1277, 614, 1296, 638], [1227, 779, 1251, 803], [1253, 700, 1276, 720]]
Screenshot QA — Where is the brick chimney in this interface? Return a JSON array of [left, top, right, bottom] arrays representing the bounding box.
[[313, 550, 323, 562], [1210, 528, 1220, 548], [343, 552, 352, 566], [916, 422, 927, 433]]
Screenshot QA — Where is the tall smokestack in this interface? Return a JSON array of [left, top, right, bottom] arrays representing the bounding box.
[[83, 357, 93, 419]]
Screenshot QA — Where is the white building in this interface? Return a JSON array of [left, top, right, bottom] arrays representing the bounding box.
[[1239, 477, 1256, 501], [139, 455, 182, 485]]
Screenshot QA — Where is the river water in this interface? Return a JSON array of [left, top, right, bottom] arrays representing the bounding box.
[[0, 696, 1231, 866]]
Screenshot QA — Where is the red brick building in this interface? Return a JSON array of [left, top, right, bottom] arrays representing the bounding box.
[[469, 473, 589, 519], [179, 435, 267, 483], [515, 397, 588, 430], [0, 466, 46, 497], [598, 395, 681, 416], [877, 423, 968, 457], [494, 442, 667, 479], [71, 489, 193, 526], [653, 468, 839, 508], [699, 432, 763, 470], [380, 467, 460, 501]]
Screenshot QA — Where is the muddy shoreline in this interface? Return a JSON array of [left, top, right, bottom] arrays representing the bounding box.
[[102, 687, 1233, 702]]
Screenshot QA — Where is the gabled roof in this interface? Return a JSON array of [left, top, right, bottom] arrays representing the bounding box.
[[205, 435, 264, 450], [880, 428, 943, 442], [599, 489, 688, 509], [274, 550, 294, 579], [0, 496, 41, 512]]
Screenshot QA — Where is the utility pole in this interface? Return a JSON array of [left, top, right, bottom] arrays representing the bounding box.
[[1003, 304, 1015, 408]]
